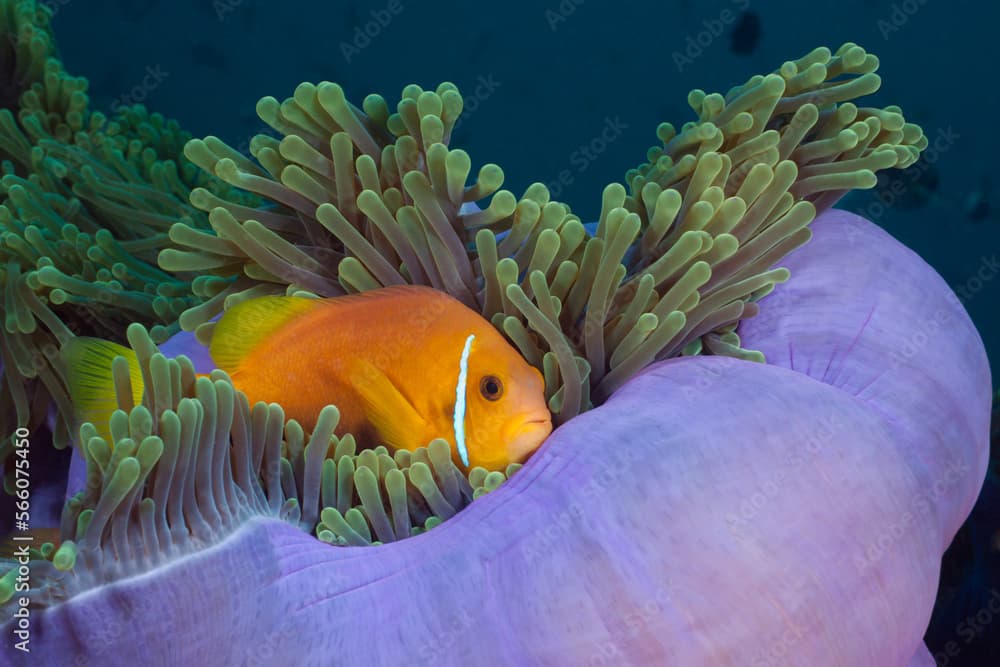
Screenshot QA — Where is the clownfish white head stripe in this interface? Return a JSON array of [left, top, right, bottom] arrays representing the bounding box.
[[453, 333, 475, 467]]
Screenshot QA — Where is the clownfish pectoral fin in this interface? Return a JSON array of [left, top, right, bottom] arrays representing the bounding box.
[[349, 358, 427, 452], [62, 337, 144, 445], [209, 296, 321, 375]]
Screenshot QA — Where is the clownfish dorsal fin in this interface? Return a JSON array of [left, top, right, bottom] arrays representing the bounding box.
[[349, 357, 427, 452], [209, 296, 321, 374], [313, 284, 448, 307]]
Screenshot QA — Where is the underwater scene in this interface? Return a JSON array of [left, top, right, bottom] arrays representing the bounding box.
[[0, 0, 998, 664]]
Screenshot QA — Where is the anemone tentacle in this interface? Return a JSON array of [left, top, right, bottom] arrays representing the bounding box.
[[0, 0, 256, 480], [0, 323, 516, 610], [166, 42, 925, 421]]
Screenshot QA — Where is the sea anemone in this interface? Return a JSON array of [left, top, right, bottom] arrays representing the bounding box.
[[0, 33, 990, 666], [1, 209, 989, 664], [163, 42, 924, 423], [0, 0, 58, 111], [0, 0, 252, 479]]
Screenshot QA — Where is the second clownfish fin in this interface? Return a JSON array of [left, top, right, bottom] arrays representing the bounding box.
[[349, 358, 426, 452]]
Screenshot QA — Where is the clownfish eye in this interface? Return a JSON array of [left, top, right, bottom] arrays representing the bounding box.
[[480, 375, 503, 401]]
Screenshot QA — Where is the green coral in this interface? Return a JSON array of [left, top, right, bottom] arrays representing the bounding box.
[[164, 42, 924, 423]]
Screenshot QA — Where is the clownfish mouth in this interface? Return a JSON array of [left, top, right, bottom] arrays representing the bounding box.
[[506, 413, 553, 463], [518, 413, 553, 431]]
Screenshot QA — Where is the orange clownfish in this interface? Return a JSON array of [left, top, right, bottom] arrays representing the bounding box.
[[64, 285, 553, 471]]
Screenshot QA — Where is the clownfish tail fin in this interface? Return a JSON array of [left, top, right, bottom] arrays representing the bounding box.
[[62, 337, 144, 445]]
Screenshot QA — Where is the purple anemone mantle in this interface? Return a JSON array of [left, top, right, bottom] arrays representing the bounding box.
[[4, 210, 990, 666]]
